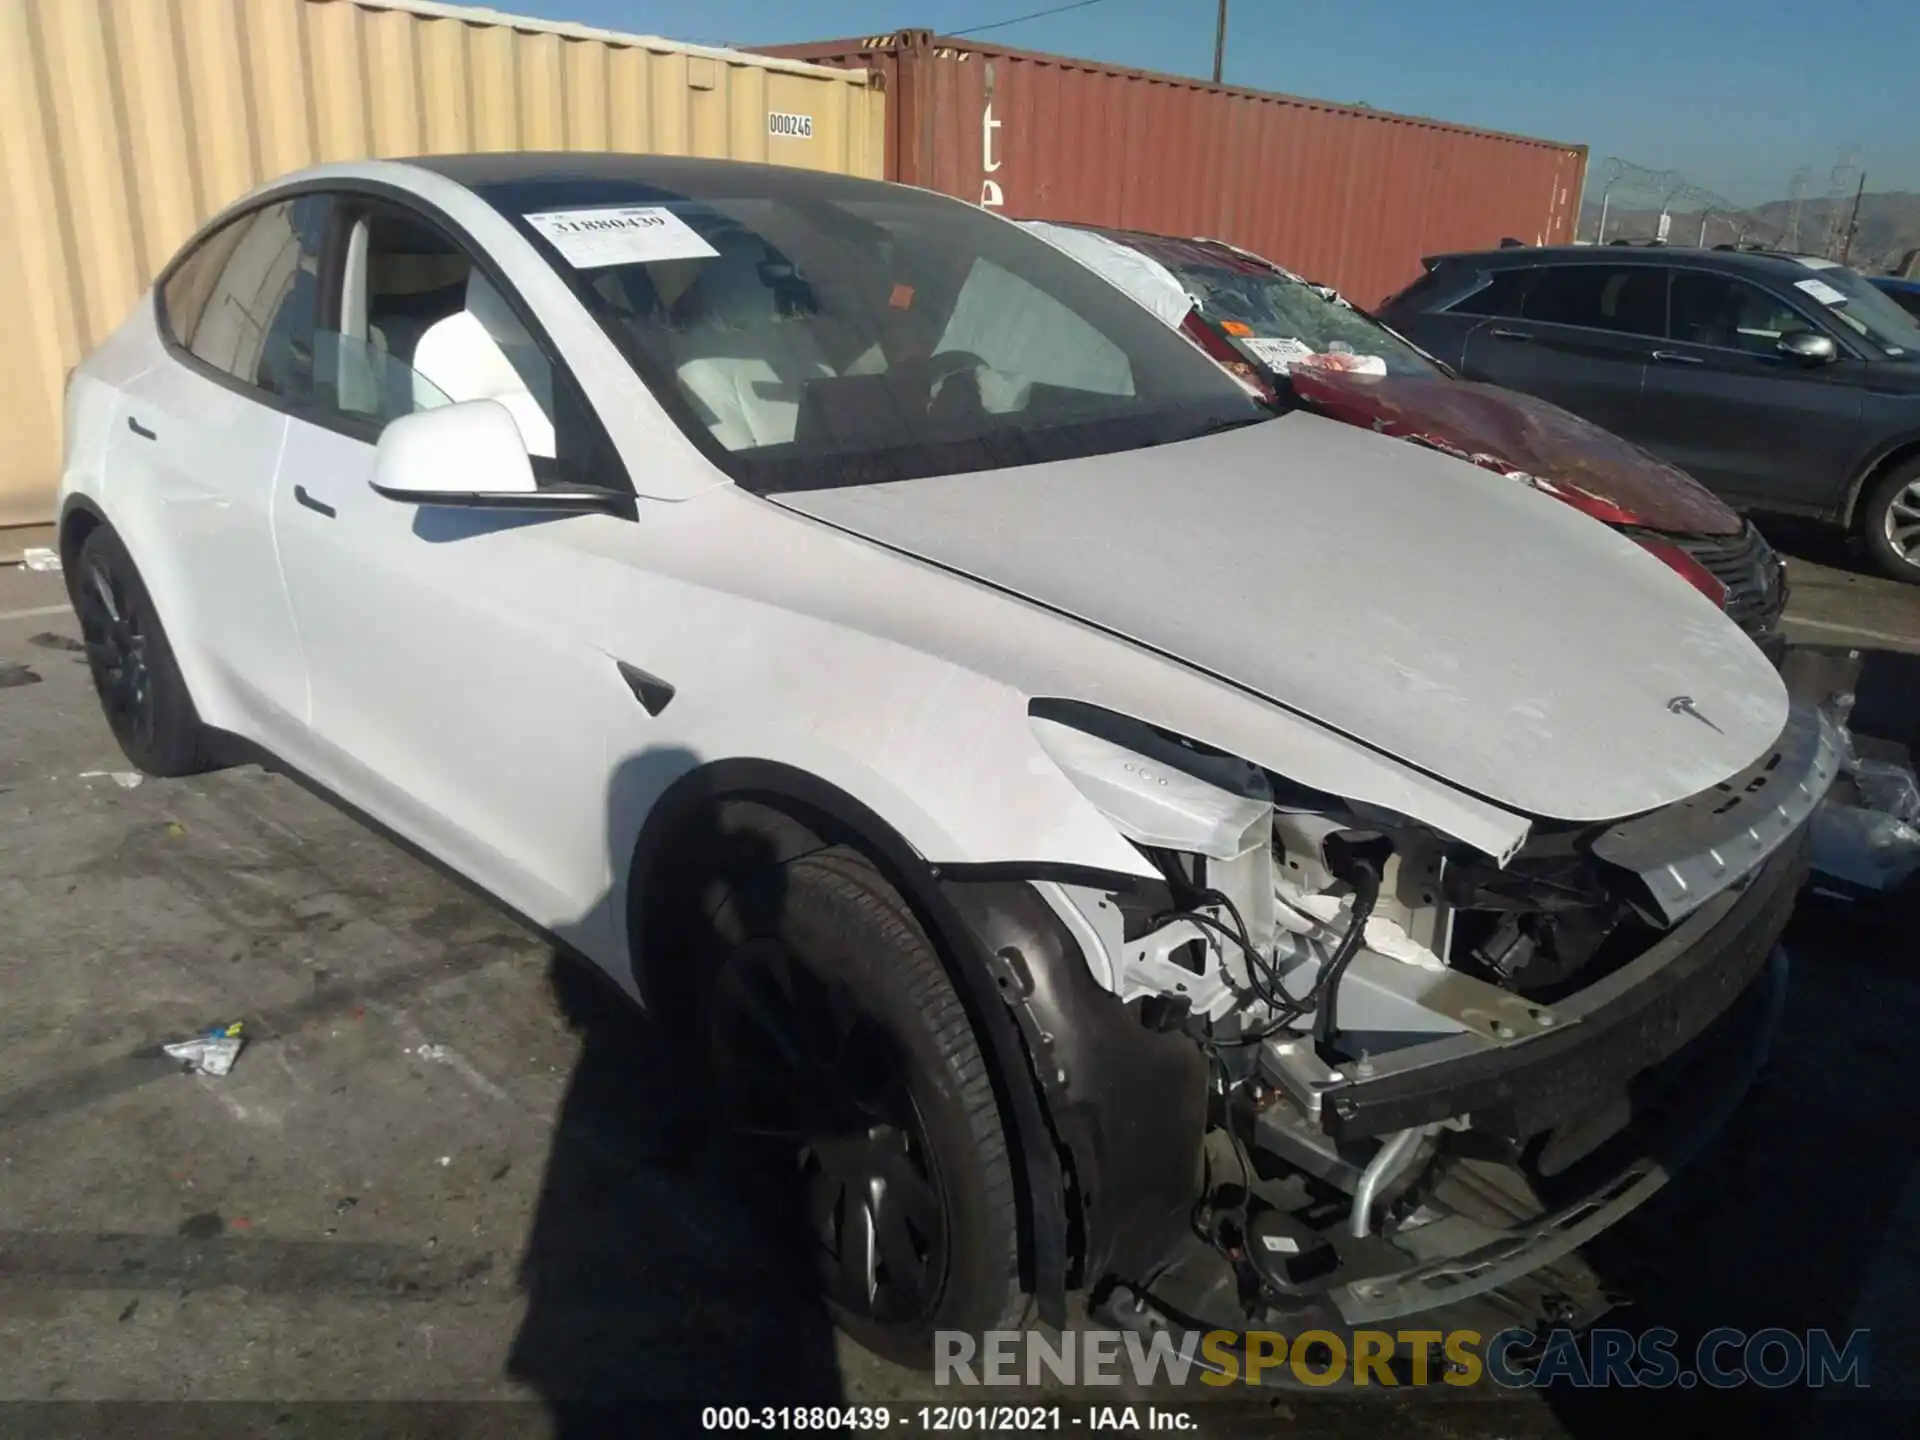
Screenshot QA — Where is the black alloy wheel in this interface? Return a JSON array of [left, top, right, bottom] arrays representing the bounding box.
[[73, 526, 208, 776], [78, 551, 156, 755], [710, 938, 947, 1329], [698, 847, 1025, 1367]]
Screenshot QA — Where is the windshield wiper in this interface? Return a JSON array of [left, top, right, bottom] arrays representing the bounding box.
[[1179, 410, 1285, 443]]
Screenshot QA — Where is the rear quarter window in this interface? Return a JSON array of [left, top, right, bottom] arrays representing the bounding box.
[[1380, 268, 1455, 313], [1446, 266, 1532, 318]]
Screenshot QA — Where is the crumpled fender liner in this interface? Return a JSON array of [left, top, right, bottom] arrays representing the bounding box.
[[938, 876, 1212, 1297]]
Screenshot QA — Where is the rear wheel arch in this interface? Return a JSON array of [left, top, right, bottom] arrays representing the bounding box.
[[57, 494, 109, 600]]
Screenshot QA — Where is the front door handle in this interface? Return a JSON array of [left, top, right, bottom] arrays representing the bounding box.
[[127, 416, 157, 440], [1486, 327, 1531, 341], [1651, 350, 1705, 366], [293, 484, 336, 519]]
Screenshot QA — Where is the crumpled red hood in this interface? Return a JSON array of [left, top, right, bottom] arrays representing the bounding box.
[[1287, 368, 1742, 537]]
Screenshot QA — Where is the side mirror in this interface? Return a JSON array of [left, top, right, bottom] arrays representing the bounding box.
[[1776, 330, 1838, 364], [369, 400, 627, 514]]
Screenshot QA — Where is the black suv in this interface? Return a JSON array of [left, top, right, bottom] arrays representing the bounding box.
[[1382, 245, 1920, 582]]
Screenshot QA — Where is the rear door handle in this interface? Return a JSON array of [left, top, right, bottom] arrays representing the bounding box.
[[127, 416, 157, 440], [1485, 327, 1531, 341], [293, 484, 336, 519], [1651, 350, 1705, 366]]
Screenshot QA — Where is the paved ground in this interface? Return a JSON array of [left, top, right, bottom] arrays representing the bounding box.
[[1, 535, 1916, 1436]]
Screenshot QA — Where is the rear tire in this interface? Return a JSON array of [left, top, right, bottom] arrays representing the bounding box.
[[74, 526, 209, 776], [702, 846, 1026, 1368], [1861, 456, 1920, 585]]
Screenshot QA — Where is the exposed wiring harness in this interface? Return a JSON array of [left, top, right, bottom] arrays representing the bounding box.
[[1139, 845, 1385, 1050], [1311, 857, 1382, 1058]]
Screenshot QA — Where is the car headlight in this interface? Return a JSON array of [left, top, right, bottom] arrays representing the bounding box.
[[1029, 708, 1271, 862]]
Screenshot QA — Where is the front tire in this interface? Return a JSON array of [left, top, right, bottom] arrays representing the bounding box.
[[74, 526, 209, 776], [704, 847, 1026, 1368], [1861, 456, 1920, 585]]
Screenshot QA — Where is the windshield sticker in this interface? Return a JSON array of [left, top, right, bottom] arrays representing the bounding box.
[[1796, 256, 1840, 270], [523, 206, 719, 268], [1240, 336, 1316, 370], [1794, 277, 1850, 307]]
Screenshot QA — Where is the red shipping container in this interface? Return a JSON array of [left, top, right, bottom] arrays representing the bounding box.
[[757, 30, 1587, 308]]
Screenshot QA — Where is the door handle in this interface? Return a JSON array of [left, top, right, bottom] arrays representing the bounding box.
[[1651, 350, 1705, 366], [1485, 327, 1531, 341], [293, 484, 336, 519], [127, 416, 157, 440]]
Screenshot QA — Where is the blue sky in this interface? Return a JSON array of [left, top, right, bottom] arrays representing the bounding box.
[[509, 0, 1918, 204]]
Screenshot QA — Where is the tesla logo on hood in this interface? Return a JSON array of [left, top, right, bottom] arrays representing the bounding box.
[[1667, 695, 1724, 733]]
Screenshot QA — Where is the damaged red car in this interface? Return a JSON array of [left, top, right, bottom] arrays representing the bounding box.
[[1022, 222, 1789, 657]]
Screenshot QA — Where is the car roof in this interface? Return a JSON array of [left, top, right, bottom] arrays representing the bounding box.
[[1422, 243, 1836, 282], [408, 151, 907, 201]]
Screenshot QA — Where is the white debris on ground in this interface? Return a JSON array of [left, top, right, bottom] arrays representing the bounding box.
[[163, 1023, 246, 1077], [78, 770, 144, 789], [1812, 725, 1920, 897], [19, 547, 61, 572]]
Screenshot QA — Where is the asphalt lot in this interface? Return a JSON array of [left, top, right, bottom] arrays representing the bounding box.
[[1, 538, 1917, 1436]]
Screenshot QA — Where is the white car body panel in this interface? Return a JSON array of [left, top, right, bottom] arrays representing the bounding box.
[[58, 157, 1788, 1004], [1018, 220, 1194, 328], [778, 409, 1788, 823], [112, 359, 310, 750]]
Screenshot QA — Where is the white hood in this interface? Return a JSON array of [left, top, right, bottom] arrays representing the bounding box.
[[773, 410, 1789, 824]]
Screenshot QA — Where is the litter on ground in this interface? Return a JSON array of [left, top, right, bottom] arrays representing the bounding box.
[[78, 770, 144, 788], [19, 548, 61, 572], [163, 1022, 246, 1077]]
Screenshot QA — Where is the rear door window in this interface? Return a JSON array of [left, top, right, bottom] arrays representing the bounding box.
[[1520, 265, 1665, 336], [161, 196, 333, 403], [1448, 268, 1531, 318]]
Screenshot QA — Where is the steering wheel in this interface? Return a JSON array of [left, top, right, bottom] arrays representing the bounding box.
[[924, 350, 990, 412]]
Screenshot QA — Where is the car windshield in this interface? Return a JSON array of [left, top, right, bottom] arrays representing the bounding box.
[[473, 169, 1268, 492], [1123, 237, 1440, 378], [1790, 261, 1920, 358]]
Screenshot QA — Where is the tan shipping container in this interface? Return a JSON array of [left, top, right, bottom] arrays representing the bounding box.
[[0, 0, 885, 535]]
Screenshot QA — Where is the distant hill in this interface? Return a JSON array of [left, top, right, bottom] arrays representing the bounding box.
[[1577, 192, 1920, 274]]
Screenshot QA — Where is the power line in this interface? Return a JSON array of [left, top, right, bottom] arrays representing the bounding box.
[[949, 0, 1112, 39]]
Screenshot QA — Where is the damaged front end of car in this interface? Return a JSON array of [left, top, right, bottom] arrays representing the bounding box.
[[941, 691, 1842, 1362]]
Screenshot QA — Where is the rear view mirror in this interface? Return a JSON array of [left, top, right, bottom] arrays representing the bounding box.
[[1776, 330, 1838, 364], [369, 400, 627, 514]]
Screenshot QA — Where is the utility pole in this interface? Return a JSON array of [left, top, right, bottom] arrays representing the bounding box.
[[1212, 0, 1228, 84], [1840, 171, 1867, 265]]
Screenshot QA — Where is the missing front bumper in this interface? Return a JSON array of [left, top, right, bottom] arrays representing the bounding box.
[[1277, 826, 1807, 1143], [1327, 943, 1787, 1325]]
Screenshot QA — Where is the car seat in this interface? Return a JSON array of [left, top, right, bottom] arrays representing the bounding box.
[[409, 271, 557, 458], [670, 232, 834, 450]]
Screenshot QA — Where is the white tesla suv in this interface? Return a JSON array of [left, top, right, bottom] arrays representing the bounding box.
[[59, 154, 1836, 1369]]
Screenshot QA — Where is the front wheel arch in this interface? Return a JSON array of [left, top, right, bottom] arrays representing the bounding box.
[[1842, 435, 1920, 530], [621, 758, 1070, 1324], [1855, 449, 1920, 583]]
